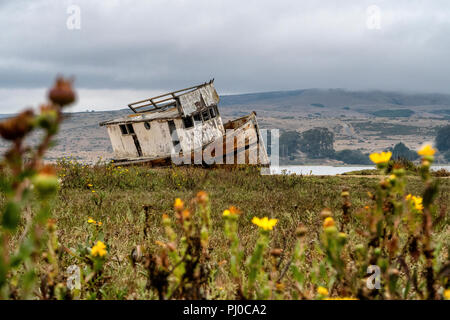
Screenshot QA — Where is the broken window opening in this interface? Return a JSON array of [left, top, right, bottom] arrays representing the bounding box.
[[126, 123, 135, 134], [193, 113, 202, 124], [202, 110, 210, 122], [144, 122, 151, 130], [119, 124, 128, 135], [209, 106, 216, 118], [182, 116, 194, 129], [168, 120, 181, 149]]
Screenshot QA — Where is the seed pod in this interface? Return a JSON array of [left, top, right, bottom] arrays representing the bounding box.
[[48, 77, 76, 107], [324, 226, 338, 235], [37, 104, 59, 131], [296, 223, 308, 237], [388, 268, 400, 277], [337, 232, 348, 244], [0, 109, 34, 141], [341, 190, 350, 197], [196, 190, 208, 204], [166, 242, 176, 252], [130, 245, 143, 266], [270, 248, 283, 257], [32, 172, 59, 198], [46, 218, 57, 232], [374, 247, 382, 256], [320, 208, 333, 219], [380, 180, 389, 189]]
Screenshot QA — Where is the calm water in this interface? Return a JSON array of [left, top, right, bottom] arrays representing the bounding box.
[[268, 165, 450, 176]]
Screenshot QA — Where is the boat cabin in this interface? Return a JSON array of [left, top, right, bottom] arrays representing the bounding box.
[[99, 80, 269, 166]]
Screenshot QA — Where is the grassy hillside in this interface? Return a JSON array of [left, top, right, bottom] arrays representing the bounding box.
[[220, 88, 450, 110]]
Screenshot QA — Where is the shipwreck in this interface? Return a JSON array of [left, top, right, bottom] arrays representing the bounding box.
[[99, 80, 269, 167]]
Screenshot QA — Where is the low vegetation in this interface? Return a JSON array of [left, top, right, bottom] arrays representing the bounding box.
[[371, 109, 415, 118], [436, 125, 450, 154]]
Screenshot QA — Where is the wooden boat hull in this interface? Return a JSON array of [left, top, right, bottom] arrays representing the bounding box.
[[111, 112, 269, 167]]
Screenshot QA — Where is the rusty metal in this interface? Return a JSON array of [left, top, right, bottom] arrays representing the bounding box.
[[128, 79, 215, 113]]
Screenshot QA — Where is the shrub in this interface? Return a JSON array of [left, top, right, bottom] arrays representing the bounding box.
[[298, 127, 335, 159], [0, 77, 76, 299], [436, 125, 450, 152], [390, 142, 419, 161], [371, 109, 414, 117], [334, 149, 371, 165]]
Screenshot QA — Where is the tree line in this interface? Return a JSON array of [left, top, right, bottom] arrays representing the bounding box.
[[279, 124, 450, 164]]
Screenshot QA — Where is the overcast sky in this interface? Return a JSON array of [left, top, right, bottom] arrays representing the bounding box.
[[1, 0, 450, 113]]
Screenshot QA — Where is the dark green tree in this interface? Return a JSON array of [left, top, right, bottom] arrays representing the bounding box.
[[279, 130, 301, 158], [391, 142, 419, 161], [334, 149, 371, 164], [298, 127, 335, 158], [436, 125, 450, 152], [443, 150, 450, 162]]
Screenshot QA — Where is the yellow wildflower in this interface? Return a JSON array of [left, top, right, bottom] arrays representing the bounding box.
[[87, 183, 93, 187], [174, 198, 184, 211], [252, 217, 278, 231], [417, 144, 435, 156], [92, 190, 96, 193], [97, 221, 103, 226], [323, 217, 335, 229], [317, 286, 329, 296], [223, 209, 231, 217], [91, 241, 107, 257], [444, 289, 450, 300], [87, 217, 96, 224], [406, 194, 423, 211], [369, 151, 392, 164], [412, 196, 423, 211]]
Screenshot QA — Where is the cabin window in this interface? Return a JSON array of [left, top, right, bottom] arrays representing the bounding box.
[[126, 124, 135, 134], [119, 124, 128, 135], [182, 116, 194, 129], [167, 120, 181, 150], [202, 110, 210, 121], [209, 106, 216, 118], [144, 122, 151, 130], [193, 113, 202, 123]]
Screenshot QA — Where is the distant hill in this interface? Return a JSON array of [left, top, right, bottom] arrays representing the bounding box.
[[0, 88, 449, 163], [220, 88, 450, 110]]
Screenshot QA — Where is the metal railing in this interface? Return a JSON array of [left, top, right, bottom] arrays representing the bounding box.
[[127, 79, 214, 113]]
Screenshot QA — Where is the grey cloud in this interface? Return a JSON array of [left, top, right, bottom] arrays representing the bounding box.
[[1, 0, 450, 113]]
